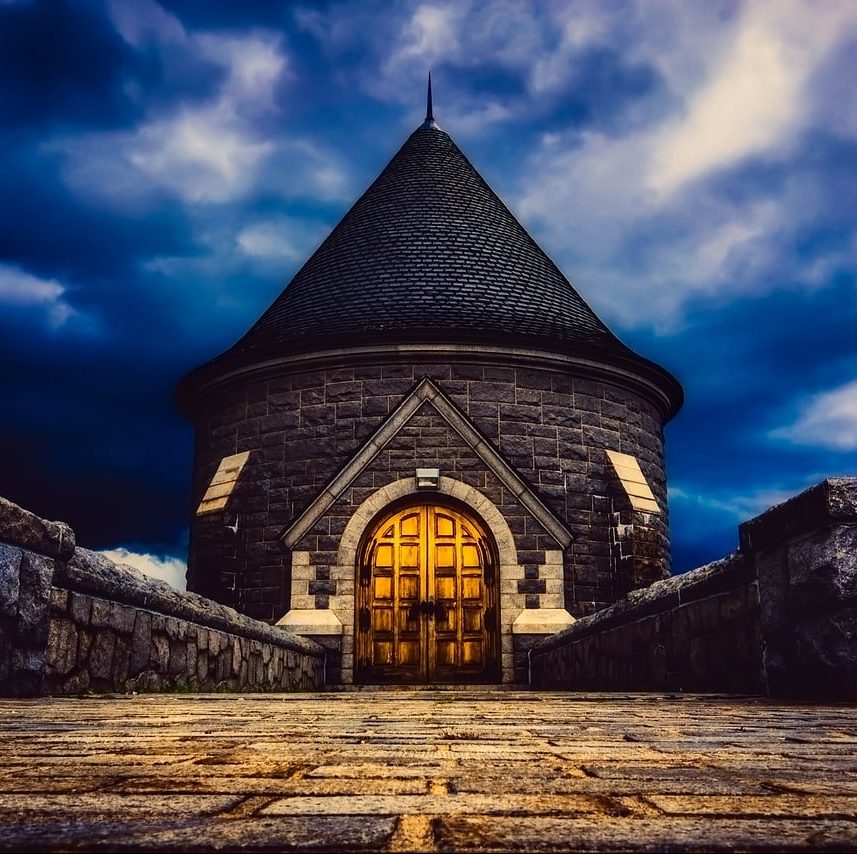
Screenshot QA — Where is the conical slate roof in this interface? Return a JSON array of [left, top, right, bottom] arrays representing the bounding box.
[[180, 102, 682, 418], [236, 121, 621, 355]]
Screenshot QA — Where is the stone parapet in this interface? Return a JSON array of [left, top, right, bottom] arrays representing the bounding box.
[[740, 477, 857, 699], [529, 552, 762, 693], [0, 496, 75, 560], [0, 495, 325, 696], [530, 477, 857, 699]]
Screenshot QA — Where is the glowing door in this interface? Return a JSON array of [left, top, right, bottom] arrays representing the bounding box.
[[356, 504, 499, 683]]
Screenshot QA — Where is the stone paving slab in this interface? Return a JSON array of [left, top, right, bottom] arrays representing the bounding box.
[[0, 690, 855, 852]]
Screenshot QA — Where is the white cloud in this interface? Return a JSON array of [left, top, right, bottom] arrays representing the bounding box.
[[649, 0, 857, 196], [107, 0, 186, 48], [122, 31, 287, 203], [771, 379, 857, 451], [196, 32, 288, 108], [99, 547, 187, 591], [54, 25, 288, 206], [514, 0, 857, 330], [669, 484, 803, 521], [125, 104, 274, 204], [236, 217, 329, 263], [237, 222, 302, 261], [0, 263, 78, 328], [398, 3, 464, 63]]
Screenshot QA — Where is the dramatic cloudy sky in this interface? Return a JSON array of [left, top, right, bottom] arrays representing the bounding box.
[[1, 0, 856, 588]]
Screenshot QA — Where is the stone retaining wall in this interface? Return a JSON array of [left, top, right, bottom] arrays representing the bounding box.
[[530, 552, 764, 693], [531, 477, 857, 699], [0, 496, 325, 696]]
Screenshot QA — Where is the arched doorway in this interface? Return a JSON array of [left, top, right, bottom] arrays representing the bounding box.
[[355, 501, 500, 684]]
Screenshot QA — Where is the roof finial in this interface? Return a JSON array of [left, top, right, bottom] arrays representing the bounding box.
[[420, 71, 440, 130], [426, 71, 434, 122]]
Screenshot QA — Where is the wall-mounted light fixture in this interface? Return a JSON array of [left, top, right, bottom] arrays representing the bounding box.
[[416, 467, 440, 489]]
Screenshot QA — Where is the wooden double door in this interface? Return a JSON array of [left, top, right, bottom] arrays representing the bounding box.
[[356, 502, 499, 684]]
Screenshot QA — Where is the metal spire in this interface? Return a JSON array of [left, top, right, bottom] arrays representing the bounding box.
[[420, 71, 439, 129], [426, 71, 433, 122]]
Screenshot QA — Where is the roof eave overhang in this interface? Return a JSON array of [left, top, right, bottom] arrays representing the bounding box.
[[176, 335, 683, 424]]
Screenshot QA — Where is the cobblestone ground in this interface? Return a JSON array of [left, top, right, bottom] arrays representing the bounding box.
[[0, 689, 855, 852]]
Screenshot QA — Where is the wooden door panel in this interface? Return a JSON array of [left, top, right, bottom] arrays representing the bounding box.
[[434, 545, 455, 568], [435, 513, 455, 537], [461, 543, 480, 567], [462, 640, 482, 665], [461, 576, 481, 600], [374, 576, 392, 599], [356, 502, 498, 683], [400, 511, 420, 537], [399, 575, 419, 599], [463, 606, 481, 632], [375, 544, 393, 567]]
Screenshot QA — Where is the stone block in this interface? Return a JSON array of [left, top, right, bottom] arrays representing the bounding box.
[[165, 616, 187, 641], [517, 579, 547, 595], [152, 634, 169, 671], [49, 587, 68, 613], [112, 634, 131, 685], [45, 616, 78, 675], [787, 525, 857, 605], [89, 631, 116, 681], [89, 598, 112, 628], [129, 612, 152, 675], [108, 602, 137, 635], [77, 627, 94, 664], [16, 551, 53, 647], [0, 543, 21, 619], [0, 496, 75, 559], [740, 477, 857, 551], [11, 647, 46, 675], [168, 637, 188, 676], [309, 579, 337, 595]]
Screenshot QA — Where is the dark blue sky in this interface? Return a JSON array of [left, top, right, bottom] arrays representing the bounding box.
[[1, 0, 856, 586]]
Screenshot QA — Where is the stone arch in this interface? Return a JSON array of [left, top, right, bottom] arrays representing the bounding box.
[[334, 476, 523, 683], [336, 476, 518, 571]]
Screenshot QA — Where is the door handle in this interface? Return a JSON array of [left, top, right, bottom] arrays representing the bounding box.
[[434, 600, 448, 622], [419, 599, 435, 617]]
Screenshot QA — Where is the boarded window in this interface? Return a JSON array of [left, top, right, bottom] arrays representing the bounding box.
[[196, 451, 250, 515], [605, 450, 660, 514]]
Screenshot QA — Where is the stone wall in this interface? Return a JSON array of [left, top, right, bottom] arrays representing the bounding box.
[[188, 360, 671, 623], [0, 496, 325, 696], [740, 477, 857, 699], [530, 552, 763, 693], [530, 477, 857, 699]]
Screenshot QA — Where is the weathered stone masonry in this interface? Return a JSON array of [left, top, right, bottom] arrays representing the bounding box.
[[179, 111, 682, 684], [188, 360, 670, 626], [530, 477, 857, 699], [0, 496, 324, 696]]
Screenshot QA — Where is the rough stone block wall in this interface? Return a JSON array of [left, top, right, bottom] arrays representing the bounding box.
[[610, 508, 668, 597], [188, 360, 670, 623], [740, 477, 857, 699], [0, 497, 324, 696], [530, 477, 857, 699], [529, 553, 764, 693]]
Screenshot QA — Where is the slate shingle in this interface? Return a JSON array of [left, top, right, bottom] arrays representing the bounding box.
[[233, 125, 631, 356], [180, 121, 682, 420]]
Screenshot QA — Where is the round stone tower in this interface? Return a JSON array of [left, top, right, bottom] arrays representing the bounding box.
[[177, 86, 682, 685]]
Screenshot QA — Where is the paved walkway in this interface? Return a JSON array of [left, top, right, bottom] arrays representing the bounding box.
[[0, 689, 855, 852]]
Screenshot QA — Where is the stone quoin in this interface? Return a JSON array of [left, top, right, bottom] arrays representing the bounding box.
[[176, 79, 683, 685]]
